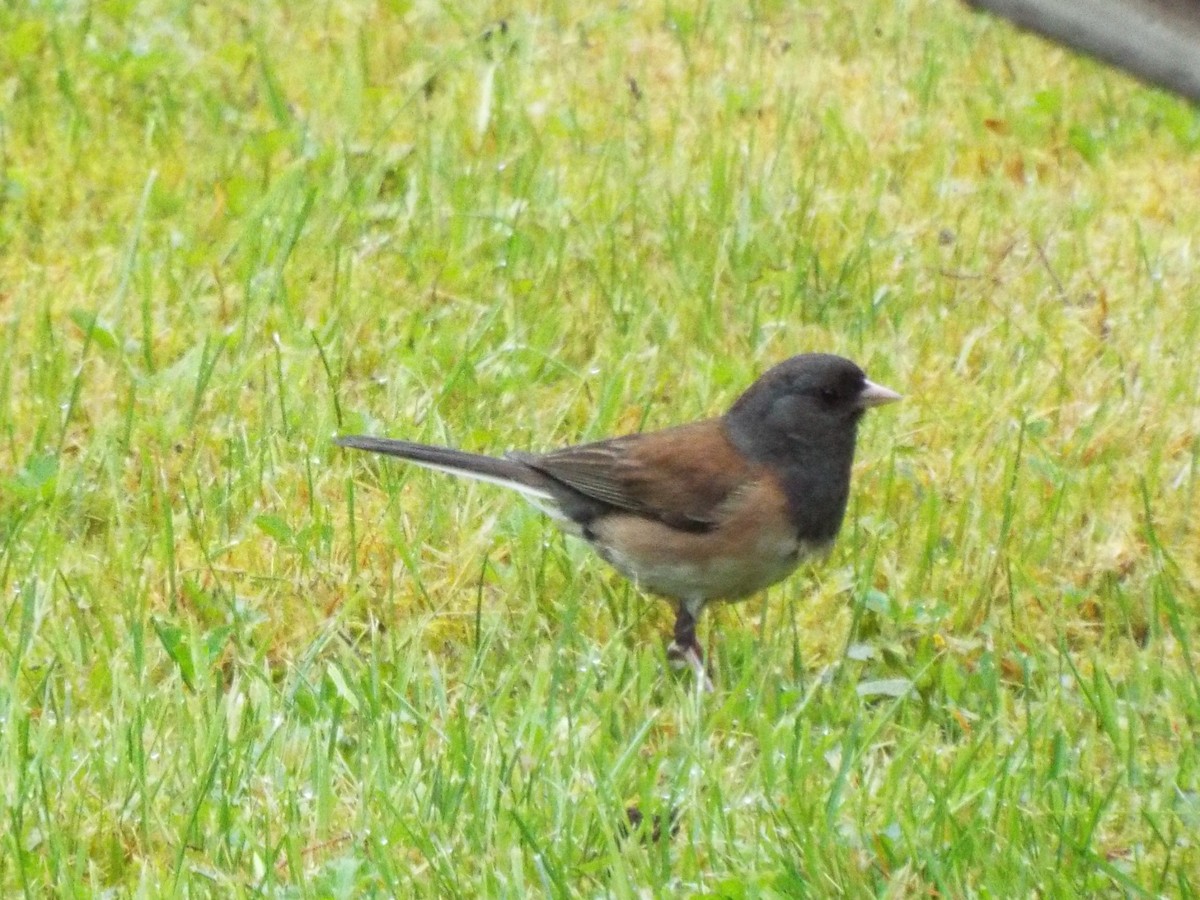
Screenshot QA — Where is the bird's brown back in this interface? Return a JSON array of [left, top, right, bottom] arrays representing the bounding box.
[[517, 420, 752, 531]]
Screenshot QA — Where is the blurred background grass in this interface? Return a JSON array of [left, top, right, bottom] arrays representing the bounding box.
[[1, 0, 1198, 894]]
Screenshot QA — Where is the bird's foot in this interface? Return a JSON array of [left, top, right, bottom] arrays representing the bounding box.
[[667, 639, 713, 692], [669, 602, 713, 691]]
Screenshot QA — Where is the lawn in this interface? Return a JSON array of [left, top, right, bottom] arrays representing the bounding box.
[[2, 0, 1199, 895]]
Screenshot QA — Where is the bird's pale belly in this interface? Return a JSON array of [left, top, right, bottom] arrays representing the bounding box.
[[590, 510, 832, 602]]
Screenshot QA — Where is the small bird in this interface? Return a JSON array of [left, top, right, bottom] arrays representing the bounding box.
[[337, 353, 900, 686]]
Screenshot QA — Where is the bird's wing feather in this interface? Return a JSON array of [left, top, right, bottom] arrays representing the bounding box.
[[511, 420, 752, 531]]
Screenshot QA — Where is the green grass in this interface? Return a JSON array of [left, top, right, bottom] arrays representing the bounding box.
[[3, 0, 1199, 894]]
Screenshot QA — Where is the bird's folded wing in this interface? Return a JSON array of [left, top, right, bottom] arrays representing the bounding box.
[[509, 420, 752, 531]]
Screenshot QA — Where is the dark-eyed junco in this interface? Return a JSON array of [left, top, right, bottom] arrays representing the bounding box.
[[337, 353, 900, 686]]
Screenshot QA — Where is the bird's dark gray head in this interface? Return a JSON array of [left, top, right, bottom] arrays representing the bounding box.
[[724, 353, 900, 463], [723, 353, 900, 542]]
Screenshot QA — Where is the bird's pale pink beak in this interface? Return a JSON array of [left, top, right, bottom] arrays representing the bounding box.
[[858, 379, 902, 408]]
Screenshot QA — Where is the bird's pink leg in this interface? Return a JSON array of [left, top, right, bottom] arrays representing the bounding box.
[[667, 599, 713, 691]]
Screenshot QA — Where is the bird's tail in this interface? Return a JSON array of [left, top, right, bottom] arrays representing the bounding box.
[[335, 435, 555, 502]]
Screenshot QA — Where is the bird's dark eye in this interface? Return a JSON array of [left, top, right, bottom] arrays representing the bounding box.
[[819, 387, 838, 402]]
